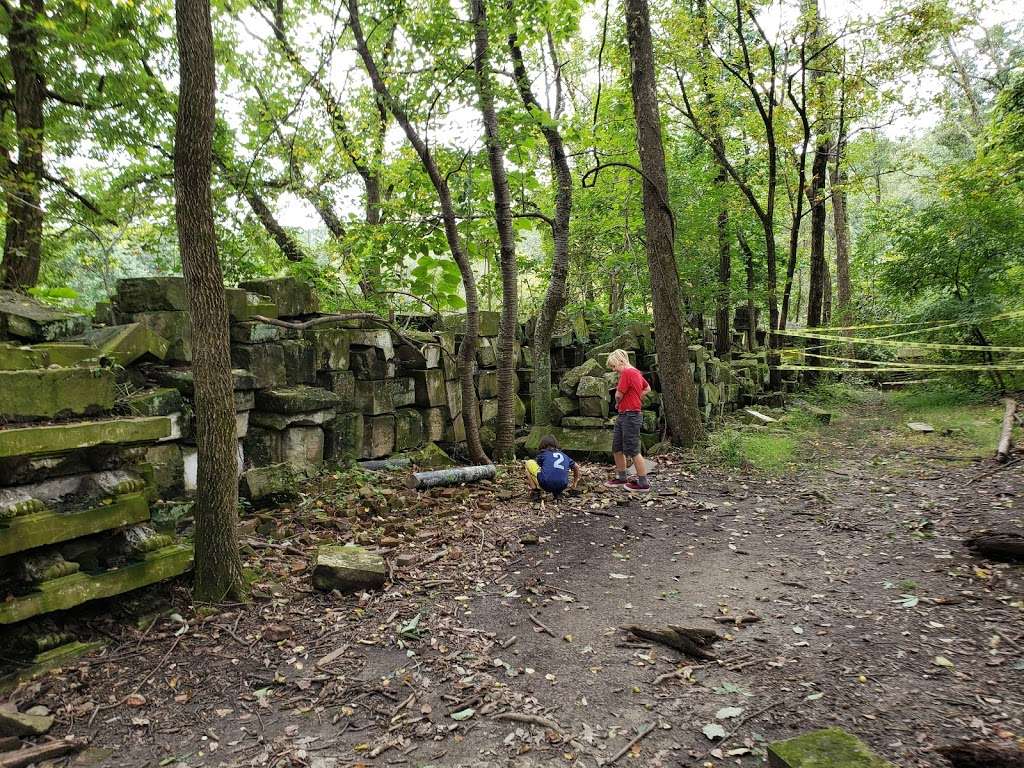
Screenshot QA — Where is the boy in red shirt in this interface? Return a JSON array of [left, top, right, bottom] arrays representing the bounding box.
[[605, 349, 651, 492]]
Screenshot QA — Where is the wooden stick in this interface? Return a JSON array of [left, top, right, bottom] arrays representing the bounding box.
[[528, 614, 557, 637], [997, 398, 1017, 463], [492, 712, 562, 731], [965, 457, 1021, 486], [0, 739, 87, 768], [605, 722, 655, 765]]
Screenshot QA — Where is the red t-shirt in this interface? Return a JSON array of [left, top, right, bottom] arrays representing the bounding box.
[[616, 366, 647, 412]]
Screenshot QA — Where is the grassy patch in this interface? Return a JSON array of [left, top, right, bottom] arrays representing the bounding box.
[[888, 382, 1004, 457]]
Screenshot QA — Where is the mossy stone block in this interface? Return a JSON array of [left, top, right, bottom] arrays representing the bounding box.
[[240, 462, 312, 504], [405, 441, 454, 469], [280, 339, 316, 385], [128, 310, 192, 362], [255, 386, 341, 414], [420, 406, 448, 442], [0, 544, 193, 625], [389, 376, 416, 408], [0, 367, 116, 421], [316, 369, 355, 411], [0, 343, 49, 370], [551, 396, 577, 424], [475, 370, 498, 399], [767, 728, 896, 768], [480, 398, 498, 426], [578, 396, 609, 418], [224, 288, 279, 321], [114, 277, 188, 312], [312, 544, 385, 593], [0, 492, 150, 558], [231, 321, 284, 344], [354, 379, 394, 415], [125, 387, 184, 417], [561, 416, 609, 428], [306, 328, 350, 371], [441, 311, 500, 338], [238, 277, 318, 318], [576, 375, 609, 399], [0, 416, 173, 459], [0, 289, 88, 342], [560, 358, 604, 396], [413, 369, 447, 407], [525, 425, 612, 458], [361, 414, 395, 459], [350, 347, 392, 380], [231, 342, 286, 390], [324, 411, 363, 463], [394, 408, 424, 451], [81, 322, 169, 365]]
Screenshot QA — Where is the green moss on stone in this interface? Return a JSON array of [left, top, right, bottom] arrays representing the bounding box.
[[767, 728, 896, 768], [0, 367, 116, 420], [0, 416, 173, 459]]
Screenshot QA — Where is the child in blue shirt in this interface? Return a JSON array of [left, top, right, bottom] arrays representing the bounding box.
[[525, 434, 582, 502]]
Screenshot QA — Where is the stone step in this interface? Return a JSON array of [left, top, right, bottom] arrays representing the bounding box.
[[0, 492, 150, 558], [0, 641, 104, 694], [0, 543, 193, 625], [78, 322, 170, 366], [0, 416, 174, 460], [0, 367, 116, 421], [0, 289, 88, 342]]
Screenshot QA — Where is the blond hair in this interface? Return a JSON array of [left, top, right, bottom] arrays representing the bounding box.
[[606, 349, 630, 369]]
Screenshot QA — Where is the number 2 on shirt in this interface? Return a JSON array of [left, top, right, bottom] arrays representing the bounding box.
[[552, 452, 565, 469]]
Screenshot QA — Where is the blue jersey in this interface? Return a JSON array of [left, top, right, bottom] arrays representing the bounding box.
[[536, 449, 575, 491]]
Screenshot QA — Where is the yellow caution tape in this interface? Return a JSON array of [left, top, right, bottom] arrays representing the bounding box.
[[776, 363, 1024, 372], [778, 350, 1024, 369], [776, 330, 1024, 353], [777, 308, 1024, 334]]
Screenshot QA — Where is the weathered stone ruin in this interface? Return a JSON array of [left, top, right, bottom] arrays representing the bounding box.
[[0, 276, 773, 678]]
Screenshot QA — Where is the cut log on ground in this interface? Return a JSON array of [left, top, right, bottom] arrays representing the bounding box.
[[404, 465, 496, 490], [625, 625, 720, 660], [0, 738, 87, 768], [964, 530, 1024, 563], [996, 398, 1017, 463], [936, 740, 1024, 768]]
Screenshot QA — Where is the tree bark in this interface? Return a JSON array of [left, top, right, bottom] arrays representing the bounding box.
[[471, 0, 517, 459], [508, 28, 572, 428], [714, 179, 731, 359], [806, 141, 830, 329], [624, 0, 703, 446], [737, 228, 757, 352], [831, 121, 852, 326], [1, 0, 46, 290], [348, 0, 488, 464], [174, 0, 246, 602], [996, 398, 1016, 462]]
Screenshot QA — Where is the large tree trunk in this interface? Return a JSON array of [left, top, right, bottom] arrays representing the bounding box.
[[472, 0, 517, 459], [1, 0, 46, 290], [174, 0, 246, 602], [348, 0, 487, 464], [509, 29, 572, 428], [624, 0, 703, 446], [805, 142, 830, 329], [831, 125, 852, 325]]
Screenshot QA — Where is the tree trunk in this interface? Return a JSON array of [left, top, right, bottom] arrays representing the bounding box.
[[714, 183, 731, 360], [1, 0, 46, 290], [737, 229, 757, 352], [805, 141, 830, 330], [624, 0, 703, 446], [174, 0, 246, 602], [472, 0, 517, 459], [509, 28, 572, 429], [831, 132, 852, 325], [348, 0, 488, 464]]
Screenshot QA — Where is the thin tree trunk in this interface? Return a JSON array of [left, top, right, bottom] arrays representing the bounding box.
[[624, 0, 703, 446], [509, 28, 572, 428], [714, 179, 731, 360], [348, 0, 487, 464], [737, 228, 757, 352], [174, 0, 246, 602], [1, 0, 46, 289], [471, 0, 517, 458], [831, 123, 852, 326], [806, 142, 830, 330], [214, 156, 308, 262]]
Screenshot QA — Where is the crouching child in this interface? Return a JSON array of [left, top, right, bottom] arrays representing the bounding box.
[[525, 435, 582, 502]]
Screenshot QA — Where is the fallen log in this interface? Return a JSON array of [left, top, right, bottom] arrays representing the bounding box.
[[0, 738, 87, 768], [404, 465, 496, 490], [936, 740, 1024, 768], [996, 398, 1017, 463], [625, 625, 720, 660], [964, 531, 1024, 563]]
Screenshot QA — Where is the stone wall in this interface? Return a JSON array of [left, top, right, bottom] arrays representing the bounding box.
[[0, 277, 773, 664]]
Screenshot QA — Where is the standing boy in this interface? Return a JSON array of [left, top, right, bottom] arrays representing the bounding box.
[[605, 349, 651, 492]]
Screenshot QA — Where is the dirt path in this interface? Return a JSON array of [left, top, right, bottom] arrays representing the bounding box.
[[10, 397, 1023, 767]]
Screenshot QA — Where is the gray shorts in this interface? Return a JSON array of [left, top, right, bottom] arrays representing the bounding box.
[[613, 411, 643, 457]]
